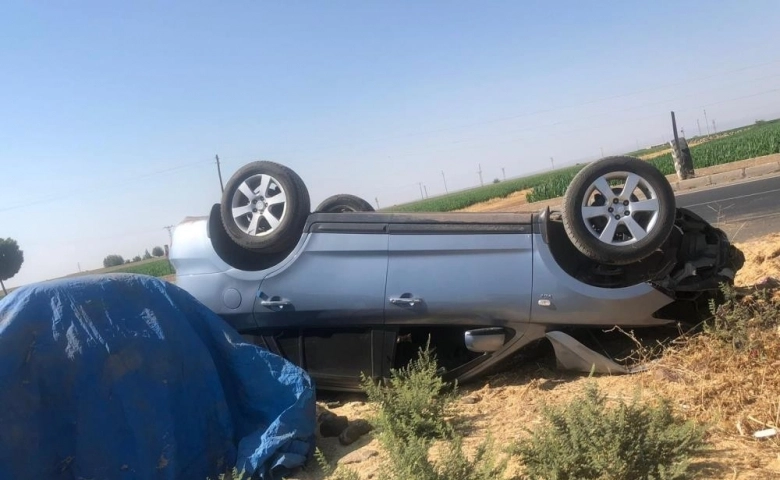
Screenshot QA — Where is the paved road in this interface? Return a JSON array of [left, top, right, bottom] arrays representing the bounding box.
[[677, 174, 780, 242]]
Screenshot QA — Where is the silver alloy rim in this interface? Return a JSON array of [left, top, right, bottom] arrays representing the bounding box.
[[580, 171, 660, 245], [230, 174, 287, 237]]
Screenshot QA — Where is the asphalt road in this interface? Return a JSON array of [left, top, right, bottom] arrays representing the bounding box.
[[677, 173, 780, 242]]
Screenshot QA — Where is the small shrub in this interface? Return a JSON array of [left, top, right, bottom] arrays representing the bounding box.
[[706, 283, 778, 351], [514, 383, 705, 480], [363, 340, 510, 480], [316, 448, 360, 480], [361, 338, 456, 440], [433, 434, 510, 480]]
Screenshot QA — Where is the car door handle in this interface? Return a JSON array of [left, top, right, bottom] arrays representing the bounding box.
[[259, 298, 293, 311], [389, 296, 423, 307]]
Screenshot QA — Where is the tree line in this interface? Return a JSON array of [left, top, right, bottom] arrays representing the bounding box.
[[0, 238, 24, 295], [102, 246, 165, 268]]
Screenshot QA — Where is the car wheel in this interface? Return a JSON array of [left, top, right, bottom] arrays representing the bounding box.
[[562, 156, 676, 265], [315, 194, 375, 213], [220, 161, 311, 253]]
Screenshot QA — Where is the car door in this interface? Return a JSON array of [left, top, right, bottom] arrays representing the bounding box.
[[384, 217, 534, 371], [252, 224, 388, 390]]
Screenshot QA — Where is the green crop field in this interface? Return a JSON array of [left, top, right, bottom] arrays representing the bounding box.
[[649, 120, 780, 174], [386, 165, 584, 213], [388, 119, 780, 212], [528, 120, 780, 203], [102, 258, 175, 277]]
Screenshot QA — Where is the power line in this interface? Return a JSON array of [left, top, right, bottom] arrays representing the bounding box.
[[280, 59, 780, 157], [371, 84, 780, 202], [380, 76, 780, 164], [0, 159, 212, 214]]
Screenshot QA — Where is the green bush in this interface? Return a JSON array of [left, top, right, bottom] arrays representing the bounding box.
[[514, 383, 705, 480], [362, 340, 510, 480], [102, 254, 125, 268], [316, 448, 360, 480], [706, 284, 779, 351], [361, 339, 456, 440]]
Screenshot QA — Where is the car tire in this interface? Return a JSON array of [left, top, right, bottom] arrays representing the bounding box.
[[220, 161, 311, 253], [315, 194, 375, 213], [562, 156, 676, 265]]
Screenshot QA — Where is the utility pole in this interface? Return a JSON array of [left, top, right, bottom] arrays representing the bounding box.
[[417, 182, 424, 200], [375, 197, 380, 209], [215, 155, 225, 193], [78, 262, 82, 273], [550, 157, 555, 169], [600, 147, 604, 158], [441, 171, 448, 193], [697, 119, 702, 137], [680, 127, 685, 137], [423, 185, 429, 198], [501, 167, 506, 181], [712, 119, 717, 133], [164, 225, 174, 245], [477, 164, 484, 187], [703, 109, 710, 135]]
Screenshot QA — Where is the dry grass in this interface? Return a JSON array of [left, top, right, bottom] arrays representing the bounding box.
[[649, 325, 780, 439], [735, 233, 780, 286]]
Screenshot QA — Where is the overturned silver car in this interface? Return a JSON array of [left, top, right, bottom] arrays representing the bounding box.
[[170, 156, 743, 390]]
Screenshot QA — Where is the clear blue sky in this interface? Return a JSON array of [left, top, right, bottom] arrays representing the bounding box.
[[2, 1, 780, 287]]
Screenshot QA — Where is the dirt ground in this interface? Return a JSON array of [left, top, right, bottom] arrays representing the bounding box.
[[292, 233, 780, 480]]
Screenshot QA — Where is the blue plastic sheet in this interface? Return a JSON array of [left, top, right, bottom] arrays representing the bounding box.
[[0, 273, 316, 480]]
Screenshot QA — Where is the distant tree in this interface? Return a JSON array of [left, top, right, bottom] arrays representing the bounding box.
[[0, 238, 24, 295], [103, 254, 125, 268], [493, 178, 501, 184], [132, 255, 142, 263], [143, 249, 152, 260], [152, 246, 164, 257], [125, 259, 131, 264]]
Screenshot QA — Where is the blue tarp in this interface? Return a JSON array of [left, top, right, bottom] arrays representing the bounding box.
[[0, 273, 316, 480]]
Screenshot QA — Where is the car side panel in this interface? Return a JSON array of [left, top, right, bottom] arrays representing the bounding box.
[[530, 233, 674, 327], [254, 232, 389, 328], [385, 233, 533, 328]]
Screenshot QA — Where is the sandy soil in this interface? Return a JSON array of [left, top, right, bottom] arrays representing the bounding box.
[[735, 233, 780, 286], [290, 233, 780, 480]]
